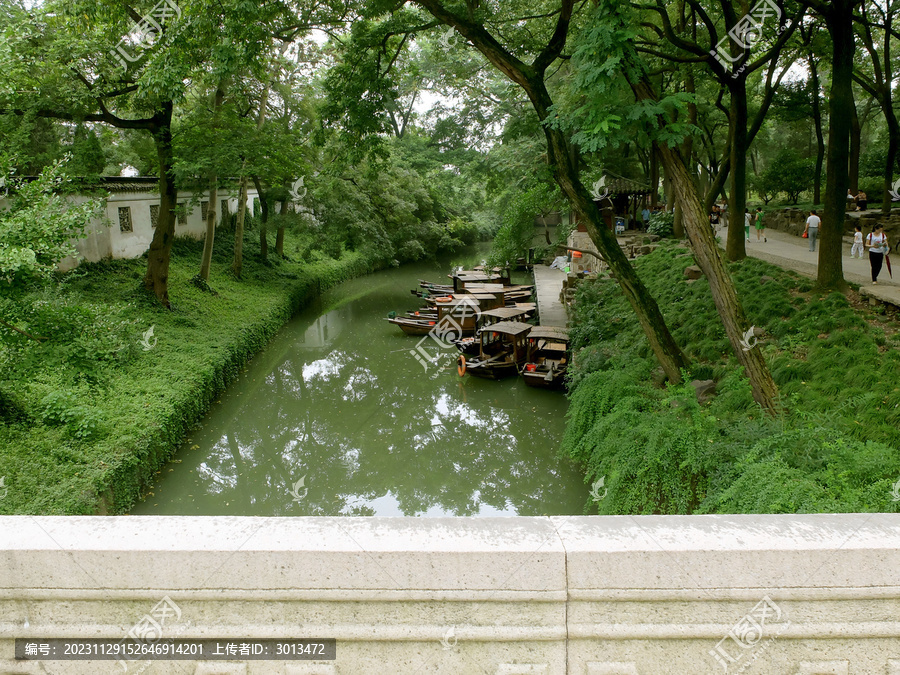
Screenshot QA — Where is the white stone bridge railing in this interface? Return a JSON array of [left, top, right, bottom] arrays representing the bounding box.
[[1, 514, 900, 674]]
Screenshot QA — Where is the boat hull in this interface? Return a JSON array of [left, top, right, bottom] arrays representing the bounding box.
[[521, 367, 567, 390], [465, 361, 521, 380]]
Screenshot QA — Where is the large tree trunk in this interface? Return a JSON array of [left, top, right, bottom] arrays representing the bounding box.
[[818, 4, 854, 292], [252, 176, 269, 261], [884, 115, 900, 215], [849, 93, 861, 194], [810, 59, 825, 205], [231, 174, 248, 278], [534, 91, 688, 382], [143, 102, 177, 307], [725, 84, 748, 261], [199, 81, 226, 281], [656, 141, 779, 412], [199, 180, 217, 280], [276, 199, 287, 257]]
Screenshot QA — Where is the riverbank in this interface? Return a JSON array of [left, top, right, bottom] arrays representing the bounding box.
[[0, 234, 384, 514], [564, 241, 900, 514]]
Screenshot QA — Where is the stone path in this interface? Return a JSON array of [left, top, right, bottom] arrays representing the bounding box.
[[532, 264, 569, 327], [717, 226, 900, 306]]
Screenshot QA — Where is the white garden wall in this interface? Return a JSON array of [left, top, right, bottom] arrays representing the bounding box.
[[1, 515, 899, 674]]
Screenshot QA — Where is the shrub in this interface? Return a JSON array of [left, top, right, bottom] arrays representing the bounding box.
[[646, 210, 674, 237]]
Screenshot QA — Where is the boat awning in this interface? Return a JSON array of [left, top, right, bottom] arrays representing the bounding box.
[[528, 326, 570, 342], [455, 273, 500, 283], [481, 307, 529, 320], [488, 321, 533, 337]]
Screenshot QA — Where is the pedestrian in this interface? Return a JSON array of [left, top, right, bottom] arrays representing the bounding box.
[[850, 224, 864, 259], [744, 209, 752, 243], [642, 205, 651, 231], [804, 209, 820, 252], [754, 207, 766, 242], [866, 224, 889, 284], [856, 191, 868, 211], [710, 204, 720, 231]]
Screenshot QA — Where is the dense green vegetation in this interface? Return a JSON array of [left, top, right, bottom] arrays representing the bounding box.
[[0, 229, 379, 514], [566, 243, 900, 514]]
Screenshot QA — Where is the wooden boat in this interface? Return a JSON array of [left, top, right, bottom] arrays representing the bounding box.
[[387, 298, 482, 336], [455, 307, 534, 356], [457, 321, 532, 380], [520, 326, 570, 390]]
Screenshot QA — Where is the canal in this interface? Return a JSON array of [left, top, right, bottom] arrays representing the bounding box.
[[131, 248, 588, 517]]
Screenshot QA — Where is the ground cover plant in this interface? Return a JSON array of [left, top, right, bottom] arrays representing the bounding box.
[[565, 241, 900, 514], [0, 228, 379, 514]]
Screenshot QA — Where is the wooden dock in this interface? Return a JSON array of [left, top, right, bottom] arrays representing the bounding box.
[[532, 265, 569, 327]]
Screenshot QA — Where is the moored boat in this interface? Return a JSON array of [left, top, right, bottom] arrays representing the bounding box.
[[455, 307, 534, 356], [387, 297, 482, 337], [457, 321, 532, 380], [520, 326, 570, 390]]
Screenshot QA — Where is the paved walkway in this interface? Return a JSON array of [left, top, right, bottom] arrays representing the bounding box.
[[533, 265, 569, 327], [718, 226, 900, 306]]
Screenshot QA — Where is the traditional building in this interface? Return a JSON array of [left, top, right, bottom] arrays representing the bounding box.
[[1, 177, 260, 271]]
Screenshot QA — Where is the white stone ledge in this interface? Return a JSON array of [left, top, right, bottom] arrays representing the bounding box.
[[2, 514, 900, 674]]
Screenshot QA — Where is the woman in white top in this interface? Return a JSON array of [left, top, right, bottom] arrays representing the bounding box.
[[866, 225, 889, 284]]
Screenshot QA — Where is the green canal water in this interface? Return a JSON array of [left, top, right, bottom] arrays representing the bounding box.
[[131, 249, 588, 517]]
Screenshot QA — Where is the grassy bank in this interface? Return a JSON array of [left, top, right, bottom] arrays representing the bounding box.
[[565, 241, 900, 514], [0, 232, 382, 514]]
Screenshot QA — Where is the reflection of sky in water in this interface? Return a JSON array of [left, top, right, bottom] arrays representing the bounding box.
[[132, 255, 587, 517], [342, 491, 518, 517]]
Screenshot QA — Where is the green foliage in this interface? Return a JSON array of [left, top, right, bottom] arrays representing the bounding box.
[[758, 149, 814, 205], [0, 158, 100, 284], [489, 183, 564, 266], [564, 243, 900, 515], [646, 210, 674, 237], [0, 228, 382, 514]]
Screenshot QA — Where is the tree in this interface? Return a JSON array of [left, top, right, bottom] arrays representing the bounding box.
[[378, 0, 692, 383], [805, 0, 864, 291], [565, 0, 779, 411], [632, 0, 803, 262], [0, 0, 299, 305], [763, 149, 813, 204]]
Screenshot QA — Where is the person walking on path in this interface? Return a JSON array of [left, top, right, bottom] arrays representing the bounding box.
[[804, 210, 820, 252], [850, 225, 864, 259], [642, 205, 650, 231], [866, 224, 889, 284], [744, 209, 752, 243], [754, 207, 766, 242], [856, 191, 868, 211]]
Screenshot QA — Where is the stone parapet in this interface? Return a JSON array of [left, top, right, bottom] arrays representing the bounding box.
[[1, 515, 899, 673]]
